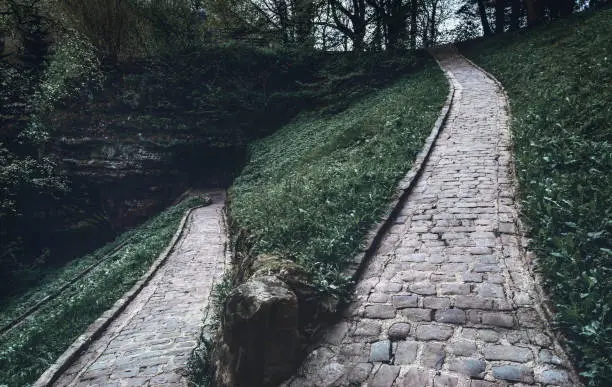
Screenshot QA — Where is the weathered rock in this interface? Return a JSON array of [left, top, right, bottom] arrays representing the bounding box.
[[536, 369, 571, 385], [492, 365, 534, 383], [216, 276, 299, 387], [394, 340, 419, 364], [421, 342, 446, 370], [388, 322, 411, 340], [483, 345, 533, 362], [448, 358, 485, 378], [435, 309, 466, 324], [415, 324, 454, 341], [370, 340, 392, 362], [371, 365, 401, 386]]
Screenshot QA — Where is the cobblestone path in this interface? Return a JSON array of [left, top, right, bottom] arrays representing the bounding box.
[[53, 191, 228, 386], [287, 50, 580, 386]]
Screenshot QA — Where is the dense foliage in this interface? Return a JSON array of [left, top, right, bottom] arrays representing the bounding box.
[[1, 0, 424, 300], [462, 8, 611, 385], [0, 196, 205, 386], [229, 55, 447, 298]]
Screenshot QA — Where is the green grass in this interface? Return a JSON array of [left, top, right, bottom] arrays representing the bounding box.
[[0, 196, 206, 386], [229, 57, 447, 297], [462, 8, 611, 386]]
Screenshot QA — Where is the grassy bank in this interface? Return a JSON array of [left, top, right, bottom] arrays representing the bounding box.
[[462, 9, 611, 386], [0, 196, 206, 386], [229, 56, 448, 298]]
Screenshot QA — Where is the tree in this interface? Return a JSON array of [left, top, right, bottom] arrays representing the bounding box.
[[495, 0, 505, 33], [367, 0, 410, 50], [327, 0, 370, 51], [510, 0, 521, 30]]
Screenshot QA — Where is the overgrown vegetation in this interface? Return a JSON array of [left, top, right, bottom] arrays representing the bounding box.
[[229, 55, 447, 300], [0, 196, 206, 386], [462, 8, 611, 386], [1, 0, 424, 301]]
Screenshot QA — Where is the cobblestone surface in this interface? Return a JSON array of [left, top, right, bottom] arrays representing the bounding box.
[[53, 191, 228, 386], [286, 50, 580, 387]]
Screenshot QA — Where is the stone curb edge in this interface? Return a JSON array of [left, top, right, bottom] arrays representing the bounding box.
[[340, 52, 456, 283], [33, 199, 212, 387], [459, 51, 583, 385]]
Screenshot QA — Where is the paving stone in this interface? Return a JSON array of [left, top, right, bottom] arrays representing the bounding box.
[[481, 312, 514, 328], [401, 253, 427, 262], [369, 293, 390, 303], [364, 304, 397, 319], [347, 363, 373, 384], [370, 340, 392, 362], [392, 295, 418, 309], [448, 358, 486, 378], [440, 263, 469, 273], [410, 282, 437, 295], [539, 349, 564, 365], [473, 264, 501, 273], [421, 342, 446, 370], [484, 345, 533, 362], [475, 255, 498, 264], [517, 308, 541, 328], [308, 362, 346, 386], [354, 320, 382, 337], [423, 297, 451, 309], [463, 273, 484, 282], [388, 322, 411, 340], [536, 369, 570, 385], [478, 329, 500, 343], [448, 340, 478, 357], [400, 308, 433, 321], [371, 364, 400, 387], [376, 281, 404, 293], [434, 374, 458, 387], [435, 309, 466, 324], [487, 274, 505, 284], [439, 283, 471, 295], [530, 331, 552, 347], [395, 367, 431, 386], [415, 324, 454, 341], [454, 296, 494, 310], [394, 341, 419, 366], [506, 330, 529, 344], [470, 381, 504, 387], [492, 365, 534, 383], [476, 284, 505, 298]]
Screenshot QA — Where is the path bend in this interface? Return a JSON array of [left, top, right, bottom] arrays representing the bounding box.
[[286, 49, 580, 387], [48, 190, 228, 387]]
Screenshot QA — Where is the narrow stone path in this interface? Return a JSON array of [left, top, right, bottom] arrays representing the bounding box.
[[287, 50, 580, 387], [52, 191, 228, 386]]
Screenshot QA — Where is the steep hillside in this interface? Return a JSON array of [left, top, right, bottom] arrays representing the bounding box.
[[462, 8, 611, 386]]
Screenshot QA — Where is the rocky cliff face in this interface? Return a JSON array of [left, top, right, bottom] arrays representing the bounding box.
[[41, 133, 244, 262]]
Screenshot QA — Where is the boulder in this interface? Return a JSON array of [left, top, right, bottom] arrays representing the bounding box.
[[216, 275, 299, 386]]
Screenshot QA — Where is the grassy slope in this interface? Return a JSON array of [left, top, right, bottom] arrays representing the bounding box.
[[462, 9, 611, 386], [0, 197, 205, 386], [229, 56, 447, 296]]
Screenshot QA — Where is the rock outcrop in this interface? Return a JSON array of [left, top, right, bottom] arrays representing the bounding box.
[[215, 275, 299, 387]]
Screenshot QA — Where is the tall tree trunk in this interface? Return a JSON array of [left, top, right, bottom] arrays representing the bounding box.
[[525, 0, 543, 27], [476, 0, 493, 36], [495, 0, 505, 34], [429, 0, 438, 45], [510, 0, 521, 30], [294, 0, 315, 46], [559, 0, 574, 17], [409, 0, 417, 49]]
